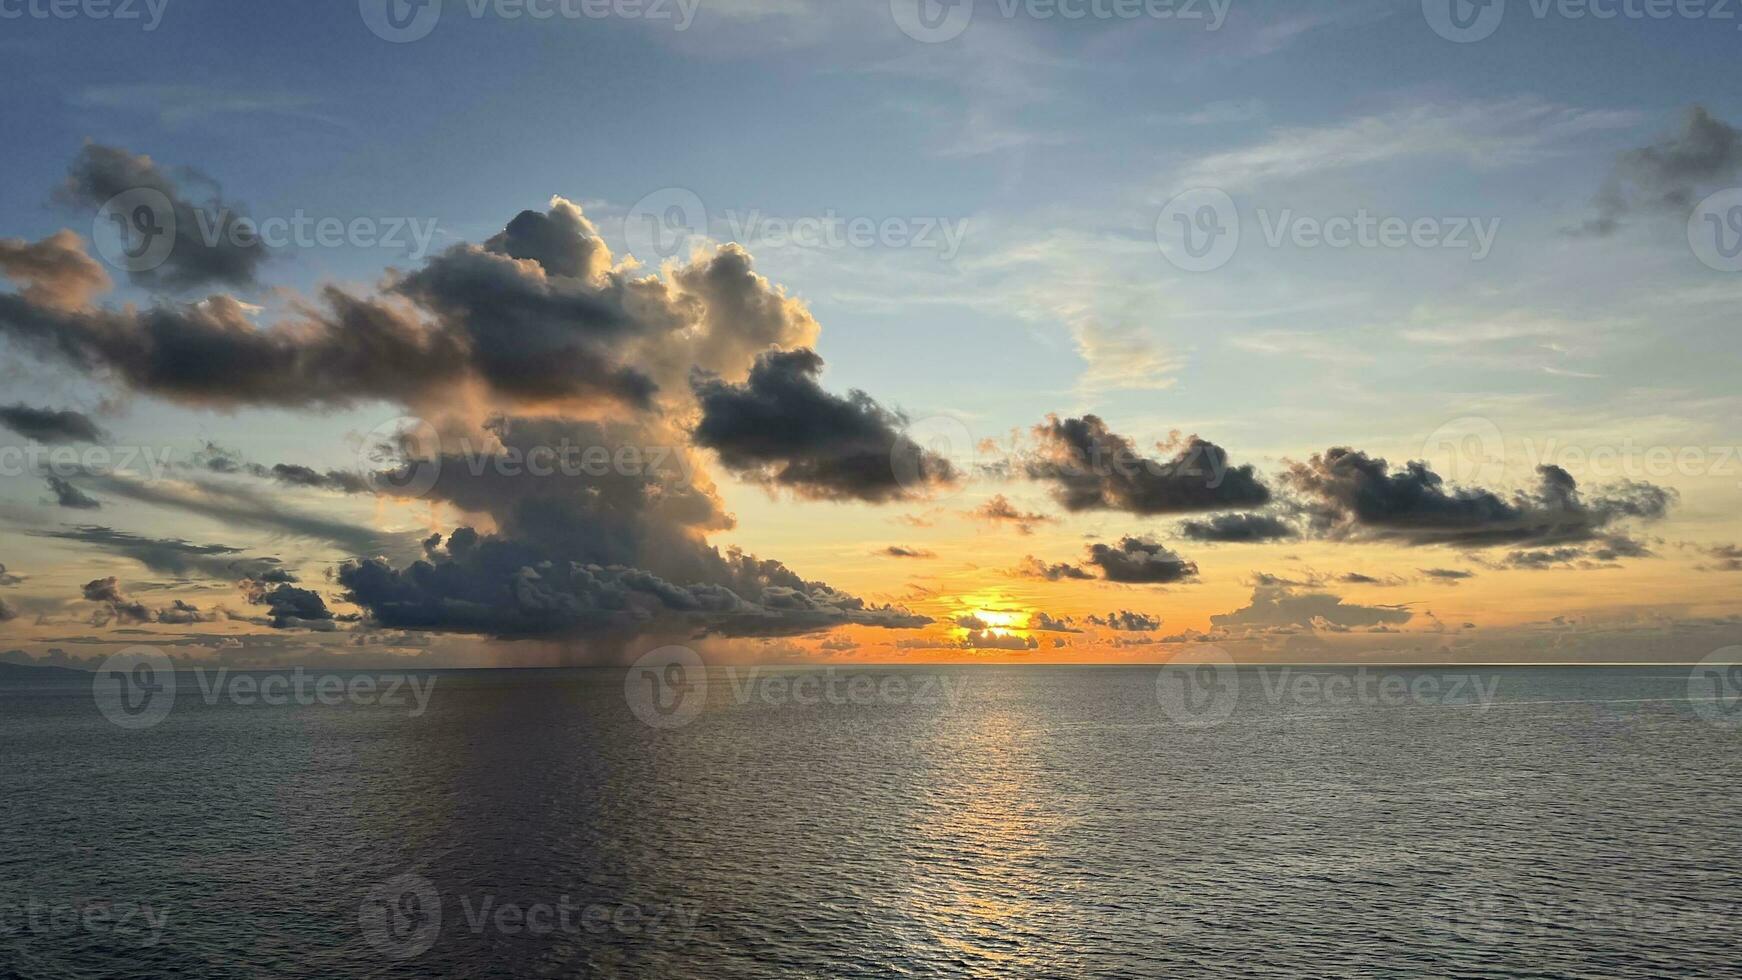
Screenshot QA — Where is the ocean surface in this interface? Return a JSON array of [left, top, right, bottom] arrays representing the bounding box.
[[2, 664, 1738, 978]]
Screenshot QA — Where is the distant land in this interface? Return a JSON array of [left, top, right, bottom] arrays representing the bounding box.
[[0, 660, 91, 686]]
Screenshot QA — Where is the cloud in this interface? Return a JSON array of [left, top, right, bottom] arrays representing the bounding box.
[[1421, 568, 1476, 583], [882, 546, 936, 559], [45, 476, 102, 510], [58, 470, 396, 556], [1578, 106, 1742, 236], [0, 229, 109, 312], [242, 578, 334, 631], [29, 525, 286, 579], [337, 527, 928, 645], [1014, 556, 1095, 582], [56, 144, 271, 292], [691, 347, 954, 503], [1283, 449, 1672, 549], [0, 194, 819, 416], [1179, 512, 1296, 543], [1028, 611, 1081, 633], [959, 630, 1038, 652], [0, 404, 107, 444], [1176, 97, 1634, 190], [1698, 544, 1742, 572], [269, 464, 371, 494], [967, 494, 1055, 535], [1088, 610, 1161, 632], [1210, 585, 1414, 631], [1025, 415, 1270, 516], [0, 563, 23, 587], [1494, 534, 1656, 571], [0, 597, 14, 622], [1084, 537, 1199, 585], [80, 577, 210, 626]]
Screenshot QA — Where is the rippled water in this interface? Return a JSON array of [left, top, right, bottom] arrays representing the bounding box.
[[3, 665, 1738, 978]]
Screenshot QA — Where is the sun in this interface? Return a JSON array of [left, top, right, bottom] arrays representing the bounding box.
[[967, 609, 1025, 631]]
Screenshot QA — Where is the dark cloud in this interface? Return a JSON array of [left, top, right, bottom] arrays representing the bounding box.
[[1283, 449, 1672, 548], [156, 600, 211, 626], [0, 229, 110, 309], [0, 598, 15, 622], [1028, 612, 1081, 633], [0, 195, 818, 415], [77, 574, 209, 630], [1421, 568, 1476, 582], [338, 527, 927, 643], [1495, 534, 1655, 570], [63, 470, 395, 556], [270, 464, 371, 494], [0, 404, 106, 443], [81, 577, 155, 625], [1025, 415, 1270, 516], [1698, 544, 1742, 572], [0, 287, 478, 412], [395, 203, 818, 412], [1179, 512, 1296, 543], [691, 348, 955, 503], [30, 525, 285, 579], [189, 444, 371, 494], [1211, 585, 1414, 631], [959, 630, 1038, 651], [1088, 610, 1161, 632], [0, 563, 23, 587], [343, 415, 928, 650], [1014, 556, 1096, 582], [0, 168, 961, 655], [45, 476, 102, 510], [1085, 537, 1199, 585], [56, 143, 270, 291], [967, 495, 1055, 535], [242, 578, 335, 630], [882, 546, 936, 559], [1579, 106, 1742, 236]]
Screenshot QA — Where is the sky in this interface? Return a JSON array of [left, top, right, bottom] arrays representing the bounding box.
[[0, 0, 1739, 668]]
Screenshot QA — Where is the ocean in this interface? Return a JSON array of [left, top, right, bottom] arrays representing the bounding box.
[[2, 664, 1737, 978]]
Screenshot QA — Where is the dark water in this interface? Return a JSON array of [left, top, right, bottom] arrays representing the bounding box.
[[2, 665, 1739, 978]]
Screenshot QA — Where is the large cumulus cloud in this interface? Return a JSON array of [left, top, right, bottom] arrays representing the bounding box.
[[0, 184, 818, 415], [0, 142, 944, 650]]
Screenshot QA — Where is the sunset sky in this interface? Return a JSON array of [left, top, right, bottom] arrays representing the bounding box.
[[1, 0, 1739, 667]]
